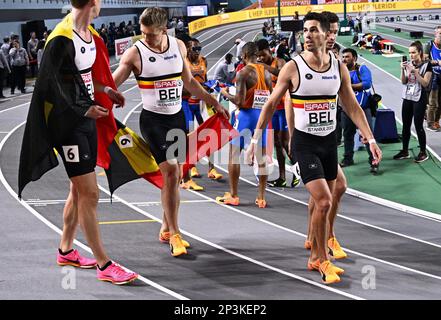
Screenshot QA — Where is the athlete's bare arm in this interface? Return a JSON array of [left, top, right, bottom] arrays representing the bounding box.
[[220, 67, 249, 108], [338, 63, 382, 164], [284, 90, 294, 139], [92, 80, 125, 107], [253, 61, 298, 136], [178, 39, 229, 119], [261, 57, 285, 77], [112, 46, 141, 88], [264, 69, 273, 93]]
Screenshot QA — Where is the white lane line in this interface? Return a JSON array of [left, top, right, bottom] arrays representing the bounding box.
[[215, 161, 441, 252], [0, 102, 30, 114], [132, 200, 212, 206], [207, 30, 261, 76], [203, 26, 258, 58], [99, 185, 363, 300], [0, 121, 188, 300], [199, 22, 262, 43], [178, 173, 441, 283]]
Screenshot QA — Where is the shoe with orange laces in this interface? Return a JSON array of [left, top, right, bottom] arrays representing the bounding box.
[[190, 167, 201, 178], [169, 234, 188, 257], [319, 260, 341, 284], [180, 179, 204, 191], [304, 239, 312, 250], [328, 237, 348, 259], [255, 198, 267, 208], [307, 258, 344, 275], [159, 231, 190, 248], [216, 192, 240, 206], [208, 168, 223, 180]]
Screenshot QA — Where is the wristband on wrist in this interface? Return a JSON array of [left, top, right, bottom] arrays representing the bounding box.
[[368, 138, 377, 145], [250, 138, 258, 145], [104, 86, 112, 95]]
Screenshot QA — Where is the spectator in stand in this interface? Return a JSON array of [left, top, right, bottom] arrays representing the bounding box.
[[9, 40, 29, 94], [36, 39, 45, 69], [214, 53, 236, 85], [27, 32, 39, 78], [177, 19, 185, 33], [276, 38, 290, 62], [100, 28, 109, 47], [0, 49, 11, 99], [424, 26, 441, 131], [394, 41, 432, 163], [262, 22, 269, 40], [1, 37, 11, 62], [126, 21, 134, 35], [348, 15, 355, 31]]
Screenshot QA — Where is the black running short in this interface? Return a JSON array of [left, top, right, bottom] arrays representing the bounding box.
[[291, 129, 338, 185], [55, 118, 97, 178], [139, 108, 187, 165]]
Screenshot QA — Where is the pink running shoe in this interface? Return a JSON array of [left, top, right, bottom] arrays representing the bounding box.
[[97, 262, 138, 285], [57, 249, 97, 269]]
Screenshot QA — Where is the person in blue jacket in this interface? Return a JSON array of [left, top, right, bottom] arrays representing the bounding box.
[[340, 48, 379, 174]]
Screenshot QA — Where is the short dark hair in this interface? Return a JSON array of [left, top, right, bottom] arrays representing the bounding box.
[[255, 38, 270, 52], [333, 43, 341, 52], [410, 40, 424, 59], [241, 41, 258, 59], [3, 37, 9, 43], [225, 53, 233, 60], [303, 11, 330, 33], [321, 11, 340, 24], [70, 0, 89, 9], [342, 47, 358, 59]]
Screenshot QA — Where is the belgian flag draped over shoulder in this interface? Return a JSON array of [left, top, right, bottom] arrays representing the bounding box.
[[18, 13, 163, 197]]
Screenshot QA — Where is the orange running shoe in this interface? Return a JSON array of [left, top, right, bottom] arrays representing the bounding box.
[[169, 234, 188, 257], [307, 258, 344, 275], [180, 179, 204, 191], [216, 192, 240, 206], [190, 167, 201, 178], [319, 260, 341, 284], [208, 168, 223, 180], [159, 231, 190, 248], [255, 198, 267, 208], [328, 237, 348, 259]]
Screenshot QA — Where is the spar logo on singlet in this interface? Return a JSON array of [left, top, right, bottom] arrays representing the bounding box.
[[154, 79, 183, 106], [305, 100, 336, 132]]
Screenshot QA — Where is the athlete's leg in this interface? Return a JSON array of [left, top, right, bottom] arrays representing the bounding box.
[[228, 144, 241, 197], [159, 161, 181, 236], [306, 197, 314, 244], [328, 166, 347, 239], [305, 178, 334, 262], [71, 172, 109, 267], [59, 182, 79, 253], [256, 146, 268, 201], [274, 130, 286, 181]]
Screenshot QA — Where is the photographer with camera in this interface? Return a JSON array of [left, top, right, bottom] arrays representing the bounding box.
[[340, 48, 379, 174], [394, 41, 433, 163]]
